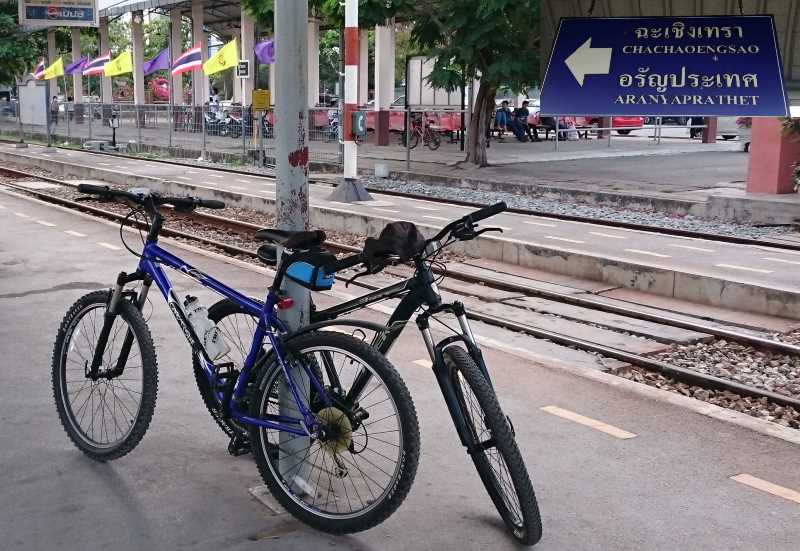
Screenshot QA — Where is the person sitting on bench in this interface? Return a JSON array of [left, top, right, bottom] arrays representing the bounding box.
[[509, 101, 541, 142]]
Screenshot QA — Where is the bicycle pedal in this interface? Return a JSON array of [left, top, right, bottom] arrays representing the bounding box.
[[227, 435, 251, 457]]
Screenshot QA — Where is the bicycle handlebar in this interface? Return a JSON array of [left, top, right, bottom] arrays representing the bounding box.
[[77, 184, 226, 211], [430, 201, 507, 243]]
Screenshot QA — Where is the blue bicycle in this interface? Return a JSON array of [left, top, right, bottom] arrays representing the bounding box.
[[51, 184, 420, 533]]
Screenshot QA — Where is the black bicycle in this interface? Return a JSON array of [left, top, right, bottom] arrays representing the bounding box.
[[201, 202, 542, 545]]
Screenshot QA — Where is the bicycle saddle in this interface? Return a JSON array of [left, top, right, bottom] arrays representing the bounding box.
[[255, 228, 326, 250]]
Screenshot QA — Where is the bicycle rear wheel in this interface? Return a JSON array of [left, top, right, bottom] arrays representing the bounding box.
[[248, 331, 420, 534], [443, 345, 542, 546], [52, 290, 158, 461]]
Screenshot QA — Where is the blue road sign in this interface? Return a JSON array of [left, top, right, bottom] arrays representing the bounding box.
[[540, 16, 789, 117]]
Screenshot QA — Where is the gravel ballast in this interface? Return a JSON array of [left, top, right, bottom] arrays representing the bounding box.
[[362, 175, 796, 240]]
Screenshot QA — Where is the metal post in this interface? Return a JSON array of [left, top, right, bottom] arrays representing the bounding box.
[[242, 80, 247, 163], [607, 124, 612, 148], [258, 111, 264, 166], [274, 0, 311, 485], [554, 116, 559, 152], [201, 105, 207, 160], [88, 100, 92, 140], [460, 67, 466, 152], [137, 105, 142, 144], [405, 55, 411, 172]]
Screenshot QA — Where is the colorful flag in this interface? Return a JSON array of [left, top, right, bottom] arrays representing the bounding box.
[[203, 39, 237, 75], [143, 47, 170, 76], [83, 52, 111, 76], [43, 57, 64, 80], [65, 57, 88, 75], [171, 44, 202, 76], [254, 40, 274, 64], [104, 51, 133, 77], [32, 59, 45, 79]]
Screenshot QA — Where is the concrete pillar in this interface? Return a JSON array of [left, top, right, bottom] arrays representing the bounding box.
[[358, 29, 369, 104], [269, 62, 276, 103], [191, 0, 209, 106], [99, 17, 113, 103], [702, 117, 717, 143], [307, 18, 320, 107], [746, 118, 800, 194], [374, 20, 395, 145], [131, 11, 146, 105], [71, 28, 83, 103], [46, 29, 58, 98], [233, 50, 242, 103], [240, 9, 255, 106], [170, 9, 184, 105]]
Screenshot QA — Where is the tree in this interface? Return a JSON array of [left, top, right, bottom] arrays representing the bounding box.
[[0, 1, 45, 85], [411, 0, 540, 166]]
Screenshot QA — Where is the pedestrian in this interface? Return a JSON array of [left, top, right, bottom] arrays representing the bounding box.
[[495, 100, 512, 140], [50, 95, 59, 126], [509, 100, 540, 142]]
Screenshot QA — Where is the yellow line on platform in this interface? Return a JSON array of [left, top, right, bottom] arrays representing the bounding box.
[[731, 474, 800, 505], [541, 405, 637, 439]]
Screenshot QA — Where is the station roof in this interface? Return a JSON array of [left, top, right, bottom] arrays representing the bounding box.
[[99, 0, 243, 37]]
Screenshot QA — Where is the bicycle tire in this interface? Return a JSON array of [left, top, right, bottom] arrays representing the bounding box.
[[52, 290, 158, 462], [192, 298, 262, 441], [427, 132, 441, 150], [248, 331, 420, 534], [443, 345, 542, 546], [408, 133, 420, 150]]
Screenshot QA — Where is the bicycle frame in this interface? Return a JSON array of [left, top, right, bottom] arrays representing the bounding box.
[[99, 236, 330, 438], [308, 255, 496, 451]]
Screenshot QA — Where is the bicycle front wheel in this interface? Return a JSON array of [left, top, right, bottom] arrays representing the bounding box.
[[52, 290, 158, 461], [248, 331, 420, 534], [444, 345, 542, 546]]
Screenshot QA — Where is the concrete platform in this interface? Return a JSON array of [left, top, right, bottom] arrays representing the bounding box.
[[2, 143, 800, 319], [1, 190, 799, 551]]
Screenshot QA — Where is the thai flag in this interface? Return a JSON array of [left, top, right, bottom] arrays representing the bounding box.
[[32, 60, 45, 79], [83, 52, 111, 76], [171, 44, 203, 76]]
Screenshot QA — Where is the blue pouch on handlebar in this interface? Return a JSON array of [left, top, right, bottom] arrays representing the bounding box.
[[286, 260, 335, 291]]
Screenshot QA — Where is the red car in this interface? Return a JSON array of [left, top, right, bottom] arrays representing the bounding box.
[[579, 115, 645, 135]]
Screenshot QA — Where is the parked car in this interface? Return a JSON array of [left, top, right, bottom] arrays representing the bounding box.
[[717, 116, 752, 151], [645, 116, 688, 125], [580, 116, 645, 135]]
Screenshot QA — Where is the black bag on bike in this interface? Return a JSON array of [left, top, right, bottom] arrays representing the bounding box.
[[362, 222, 426, 268]]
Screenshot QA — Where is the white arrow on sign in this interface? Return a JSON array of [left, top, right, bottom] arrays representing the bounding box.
[[564, 37, 612, 86]]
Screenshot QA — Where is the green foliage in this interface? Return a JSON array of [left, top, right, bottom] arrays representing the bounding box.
[[241, 0, 413, 30], [411, 0, 540, 93], [0, 1, 44, 85], [319, 29, 340, 94]]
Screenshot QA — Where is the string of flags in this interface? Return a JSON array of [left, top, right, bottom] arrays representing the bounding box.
[[32, 38, 276, 81]]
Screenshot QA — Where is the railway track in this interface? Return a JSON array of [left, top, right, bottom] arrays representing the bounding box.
[[24, 143, 800, 253], [2, 165, 799, 418]]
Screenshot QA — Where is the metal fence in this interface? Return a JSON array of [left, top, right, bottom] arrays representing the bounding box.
[[0, 100, 344, 170]]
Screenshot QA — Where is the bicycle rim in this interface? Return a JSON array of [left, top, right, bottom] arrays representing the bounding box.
[[257, 346, 406, 519], [59, 304, 144, 449]]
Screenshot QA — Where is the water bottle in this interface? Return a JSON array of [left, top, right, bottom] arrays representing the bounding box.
[[184, 296, 230, 361]]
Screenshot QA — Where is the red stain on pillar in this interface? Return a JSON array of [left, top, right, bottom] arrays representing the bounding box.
[[746, 118, 800, 194], [344, 28, 359, 66], [288, 146, 309, 168]]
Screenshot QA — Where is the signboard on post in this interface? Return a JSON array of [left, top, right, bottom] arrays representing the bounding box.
[[18, 0, 98, 28], [253, 89, 270, 110], [540, 16, 789, 117], [236, 60, 250, 79]]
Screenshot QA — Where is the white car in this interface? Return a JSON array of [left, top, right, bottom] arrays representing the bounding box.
[[716, 116, 752, 151]]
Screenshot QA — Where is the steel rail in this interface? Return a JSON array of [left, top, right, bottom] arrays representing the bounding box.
[[4, 168, 799, 412]]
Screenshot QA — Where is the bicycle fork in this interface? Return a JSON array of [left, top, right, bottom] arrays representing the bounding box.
[[417, 303, 497, 454], [88, 270, 152, 379]]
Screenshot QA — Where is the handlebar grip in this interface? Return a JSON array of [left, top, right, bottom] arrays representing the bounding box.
[[198, 199, 226, 210], [326, 253, 363, 274], [469, 201, 507, 223]]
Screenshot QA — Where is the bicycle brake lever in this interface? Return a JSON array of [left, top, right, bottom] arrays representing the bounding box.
[[474, 227, 504, 237]]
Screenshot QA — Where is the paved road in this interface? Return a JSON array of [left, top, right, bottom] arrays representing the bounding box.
[[1, 189, 798, 550], [4, 144, 799, 301]]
